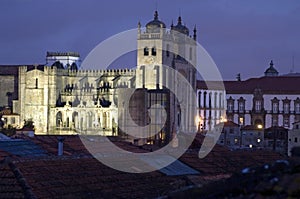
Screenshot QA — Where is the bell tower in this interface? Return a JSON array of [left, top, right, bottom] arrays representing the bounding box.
[[135, 11, 198, 135], [136, 11, 174, 89], [136, 11, 197, 90]]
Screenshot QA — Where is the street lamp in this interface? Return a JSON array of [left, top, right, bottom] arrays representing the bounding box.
[[195, 115, 203, 133], [1, 117, 7, 128], [257, 124, 263, 129]]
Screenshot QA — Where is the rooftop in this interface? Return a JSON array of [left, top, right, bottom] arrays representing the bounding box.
[[0, 134, 284, 198], [197, 76, 300, 94]]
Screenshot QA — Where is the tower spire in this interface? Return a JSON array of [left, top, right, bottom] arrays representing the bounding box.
[[193, 25, 197, 40], [154, 10, 158, 20], [177, 16, 182, 25], [270, 60, 274, 67]]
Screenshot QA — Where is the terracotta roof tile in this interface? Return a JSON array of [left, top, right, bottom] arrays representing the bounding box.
[[0, 134, 284, 198], [13, 157, 187, 198], [215, 121, 239, 127], [180, 134, 282, 176], [197, 76, 300, 94]]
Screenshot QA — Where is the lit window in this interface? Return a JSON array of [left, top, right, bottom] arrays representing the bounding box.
[[239, 117, 244, 125], [257, 138, 261, 143]]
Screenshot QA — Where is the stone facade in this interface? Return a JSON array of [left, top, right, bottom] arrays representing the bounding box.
[[1, 11, 197, 143], [14, 66, 134, 135]]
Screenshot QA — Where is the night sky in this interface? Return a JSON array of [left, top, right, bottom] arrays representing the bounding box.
[[1, 0, 299, 80]]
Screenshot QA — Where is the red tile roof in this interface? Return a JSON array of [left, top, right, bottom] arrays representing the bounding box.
[[13, 156, 189, 198], [180, 134, 282, 176], [0, 157, 36, 198], [197, 76, 300, 94], [0, 149, 10, 161], [0, 134, 284, 198], [241, 125, 263, 131], [215, 121, 239, 127], [264, 126, 288, 131]]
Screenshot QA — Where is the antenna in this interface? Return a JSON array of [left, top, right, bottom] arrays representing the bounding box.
[[290, 55, 295, 73], [155, 1, 158, 11], [292, 55, 295, 73]]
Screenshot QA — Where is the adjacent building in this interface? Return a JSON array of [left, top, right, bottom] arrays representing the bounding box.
[[288, 121, 300, 156], [264, 126, 288, 155], [197, 61, 300, 131]]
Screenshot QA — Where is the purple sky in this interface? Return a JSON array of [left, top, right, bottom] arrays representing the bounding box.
[[1, 0, 300, 80]]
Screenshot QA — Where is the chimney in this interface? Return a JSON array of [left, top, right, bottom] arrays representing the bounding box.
[[57, 136, 65, 156]]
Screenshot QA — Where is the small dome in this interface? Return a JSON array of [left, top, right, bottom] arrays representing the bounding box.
[[146, 11, 166, 33], [52, 61, 64, 69], [171, 16, 189, 35], [264, 60, 278, 77], [70, 62, 78, 71]]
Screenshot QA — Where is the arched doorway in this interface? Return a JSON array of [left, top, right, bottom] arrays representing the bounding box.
[[72, 112, 78, 129], [56, 112, 62, 127]]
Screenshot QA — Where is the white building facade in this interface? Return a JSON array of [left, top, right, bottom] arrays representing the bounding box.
[[197, 61, 300, 131]]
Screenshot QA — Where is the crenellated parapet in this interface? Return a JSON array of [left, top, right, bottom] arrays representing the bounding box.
[[18, 65, 28, 73], [76, 68, 135, 77]]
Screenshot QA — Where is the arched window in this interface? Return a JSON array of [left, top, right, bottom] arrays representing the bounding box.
[[198, 91, 201, 108], [214, 93, 218, 108], [209, 93, 212, 108], [203, 91, 207, 108], [144, 47, 149, 56], [255, 100, 261, 112], [166, 44, 170, 57], [56, 112, 62, 127], [189, 47, 192, 60], [151, 47, 156, 56], [35, 78, 38, 89]]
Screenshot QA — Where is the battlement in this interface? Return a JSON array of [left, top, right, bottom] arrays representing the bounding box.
[[43, 66, 135, 77], [76, 68, 135, 76], [46, 51, 80, 57], [138, 29, 196, 44]]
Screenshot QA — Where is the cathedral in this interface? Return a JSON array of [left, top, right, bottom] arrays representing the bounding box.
[[0, 11, 197, 145]]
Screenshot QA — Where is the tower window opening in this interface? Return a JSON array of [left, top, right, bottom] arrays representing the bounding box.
[[144, 47, 149, 56], [152, 47, 156, 56], [189, 47, 192, 60], [166, 44, 170, 57], [35, 78, 38, 89]]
